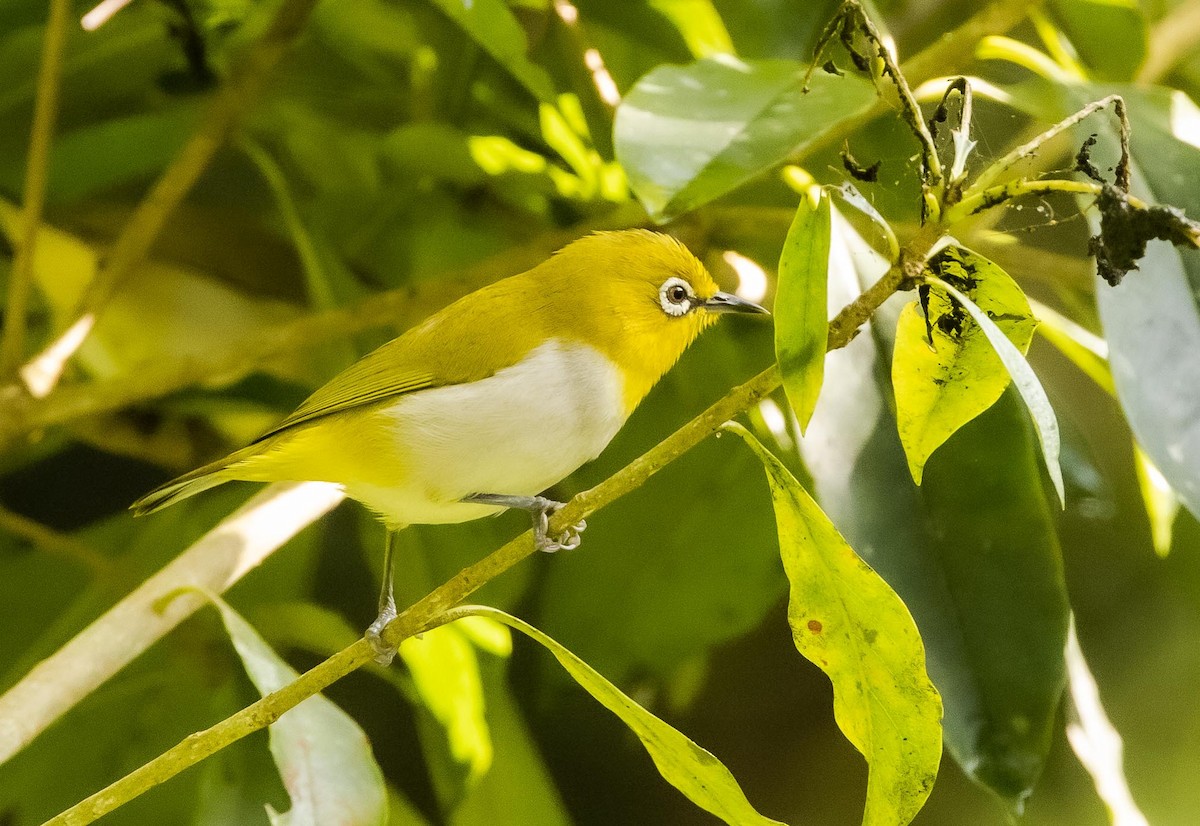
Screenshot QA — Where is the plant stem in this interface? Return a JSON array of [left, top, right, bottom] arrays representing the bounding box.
[[966, 94, 1127, 195], [17, 0, 321, 398], [0, 0, 71, 377], [44, 222, 941, 826], [945, 178, 1124, 225], [789, 0, 1042, 165]]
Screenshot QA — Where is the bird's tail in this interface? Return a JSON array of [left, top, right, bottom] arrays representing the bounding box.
[[130, 443, 264, 516]]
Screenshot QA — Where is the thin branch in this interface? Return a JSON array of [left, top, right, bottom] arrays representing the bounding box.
[[787, 0, 1042, 165], [945, 178, 1141, 224], [0, 0, 71, 376], [42, 226, 941, 825], [0, 503, 111, 576], [17, 0, 321, 398], [966, 94, 1129, 196]]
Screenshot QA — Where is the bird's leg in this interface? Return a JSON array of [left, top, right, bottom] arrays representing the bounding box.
[[365, 528, 401, 665], [462, 493, 586, 552]]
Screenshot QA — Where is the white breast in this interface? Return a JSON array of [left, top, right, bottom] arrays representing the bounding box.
[[347, 339, 628, 526]]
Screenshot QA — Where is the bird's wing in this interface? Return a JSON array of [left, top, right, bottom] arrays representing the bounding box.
[[254, 276, 545, 442], [254, 345, 439, 442]]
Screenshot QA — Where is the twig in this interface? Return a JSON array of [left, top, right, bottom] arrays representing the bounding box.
[[787, 0, 1041, 166], [17, 0, 321, 398], [0, 0, 71, 376], [966, 94, 1130, 196], [41, 223, 943, 826], [0, 503, 111, 576], [945, 178, 1140, 224]]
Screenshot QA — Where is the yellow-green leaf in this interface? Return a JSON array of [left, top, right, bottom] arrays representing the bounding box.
[[648, 0, 735, 58], [929, 275, 1066, 506], [776, 185, 832, 432], [448, 606, 783, 826], [728, 425, 943, 826], [893, 245, 1037, 483], [400, 622, 497, 788]]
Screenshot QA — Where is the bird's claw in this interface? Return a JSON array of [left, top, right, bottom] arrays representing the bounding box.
[[366, 600, 398, 666], [533, 498, 586, 553]]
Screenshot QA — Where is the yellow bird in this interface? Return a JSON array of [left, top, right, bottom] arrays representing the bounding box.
[[132, 230, 767, 658]]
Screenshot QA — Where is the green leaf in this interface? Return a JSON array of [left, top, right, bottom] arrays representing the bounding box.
[[1050, 0, 1146, 81], [425, 0, 555, 102], [42, 108, 199, 202], [615, 57, 877, 219], [927, 275, 1065, 506], [208, 597, 388, 826], [776, 185, 832, 432], [728, 425, 942, 826], [798, 219, 1069, 805], [452, 606, 783, 826], [893, 246, 1038, 483]]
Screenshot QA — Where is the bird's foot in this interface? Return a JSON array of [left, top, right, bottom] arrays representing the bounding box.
[[462, 493, 586, 553], [365, 597, 398, 666], [530, 496, 586, 553]]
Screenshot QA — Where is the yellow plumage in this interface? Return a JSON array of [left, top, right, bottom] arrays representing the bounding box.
[[131, 230, 764, 530]]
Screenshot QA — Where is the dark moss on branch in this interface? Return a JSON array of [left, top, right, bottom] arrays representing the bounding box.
[[1090, 184, 1200, 286]]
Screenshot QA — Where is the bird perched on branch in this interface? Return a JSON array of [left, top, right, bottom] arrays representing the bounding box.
[[132, 229, 768, 660]]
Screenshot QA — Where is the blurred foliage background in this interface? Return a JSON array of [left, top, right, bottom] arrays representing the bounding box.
[[1, 0, 1199, 823]]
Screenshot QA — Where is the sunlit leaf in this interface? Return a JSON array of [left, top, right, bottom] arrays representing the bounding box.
[[400, 623, 496, 792], [927, 276, 1065, 506], [776, 185, 832, 432], [893, 246, 1038, 483], [208, 596, 387, 826], [453, 606, 783, 826], [615, 56, 877, 219], [729, 425, 942, 826], [647, 0, 735, 58], [1133, 445, 1180, 558]]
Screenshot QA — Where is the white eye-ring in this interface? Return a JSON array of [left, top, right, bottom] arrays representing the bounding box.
[[659, 277, 693, 317]]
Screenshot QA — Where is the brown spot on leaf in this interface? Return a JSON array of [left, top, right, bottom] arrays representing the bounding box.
[[807, 619, 823, 634]]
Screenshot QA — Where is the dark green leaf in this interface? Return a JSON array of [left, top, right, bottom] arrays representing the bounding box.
[[1050, 0, 1147, 81], [615, 57, 877, 219]]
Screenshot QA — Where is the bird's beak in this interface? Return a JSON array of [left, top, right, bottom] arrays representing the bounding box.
[[703, 291, 770, 315]]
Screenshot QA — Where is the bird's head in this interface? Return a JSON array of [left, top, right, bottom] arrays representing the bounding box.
[[542, 230, 768, 409]]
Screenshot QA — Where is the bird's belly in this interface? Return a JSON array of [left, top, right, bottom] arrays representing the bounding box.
[[346, 340, 627, 526]]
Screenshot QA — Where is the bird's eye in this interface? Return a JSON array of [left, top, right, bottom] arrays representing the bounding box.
[[659, 277, 693, 317]]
